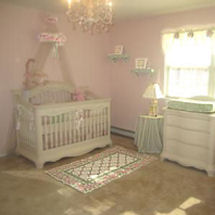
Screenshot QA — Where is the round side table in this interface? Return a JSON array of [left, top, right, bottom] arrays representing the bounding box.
[[134, 115, 164, 154]]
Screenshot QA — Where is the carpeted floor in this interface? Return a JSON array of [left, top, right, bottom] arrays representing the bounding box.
[[0, 134, 215, 215]]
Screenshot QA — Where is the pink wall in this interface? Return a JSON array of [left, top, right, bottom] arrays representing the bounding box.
[[1, 2, 215, 156], [109, 7, 215, 131], [0, 2, 111, 156]]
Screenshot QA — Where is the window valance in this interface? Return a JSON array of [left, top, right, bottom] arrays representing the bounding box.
[[162, 28, 215, 68]]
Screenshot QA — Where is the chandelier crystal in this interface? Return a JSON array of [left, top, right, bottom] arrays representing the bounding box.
[[66, 0, 113, 34]]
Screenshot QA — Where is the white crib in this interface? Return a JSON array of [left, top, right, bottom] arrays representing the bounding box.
[[13, 82, 112, 168]]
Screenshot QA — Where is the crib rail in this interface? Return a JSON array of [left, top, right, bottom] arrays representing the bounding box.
[[35, 99, 110, 151], [30, 90, 72, 105], [16, 104, 37, 149]]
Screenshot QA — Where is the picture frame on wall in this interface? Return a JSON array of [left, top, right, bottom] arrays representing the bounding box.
[[135, 58, 148, 69], [114, 45, 124, 55]]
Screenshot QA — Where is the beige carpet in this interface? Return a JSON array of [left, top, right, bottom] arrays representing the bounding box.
[[0, 134, 215, 215]]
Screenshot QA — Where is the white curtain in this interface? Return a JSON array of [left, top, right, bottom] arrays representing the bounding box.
[[162, 29, 215, 98], [162, 30, 215, 68]]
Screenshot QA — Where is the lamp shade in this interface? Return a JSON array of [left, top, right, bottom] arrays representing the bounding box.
[[143, 83, 164, 99]]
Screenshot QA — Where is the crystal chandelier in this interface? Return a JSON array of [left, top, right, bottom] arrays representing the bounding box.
[[66, 0, 113, 34]]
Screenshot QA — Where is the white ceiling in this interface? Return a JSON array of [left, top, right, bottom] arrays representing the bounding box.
[[115, 0, 215, 19], [3, 0, 215, 19]]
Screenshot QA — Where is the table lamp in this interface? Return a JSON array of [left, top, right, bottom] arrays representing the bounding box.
[[142, 83, 164, 116]]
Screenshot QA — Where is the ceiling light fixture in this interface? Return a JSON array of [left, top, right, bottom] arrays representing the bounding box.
[[66, 0, 113, 34]]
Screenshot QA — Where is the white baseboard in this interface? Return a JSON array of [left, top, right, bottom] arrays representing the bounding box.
[[0, 153, 7, 158], [111, 126, 135, 138]]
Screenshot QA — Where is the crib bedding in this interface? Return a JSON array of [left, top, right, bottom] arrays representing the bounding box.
[[167, 99, 215, 113]]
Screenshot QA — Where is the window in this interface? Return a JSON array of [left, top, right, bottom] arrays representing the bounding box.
[[162, 29, 215, 98]]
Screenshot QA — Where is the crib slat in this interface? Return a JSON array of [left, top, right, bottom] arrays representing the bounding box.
[[71, 111, 73, 143], [104, 108, 107, 136], [49, 116, 53, 149], [71, 111, 75, 143], [96, 109, 99, 137], [76, 111, 80, 142], [97, 109, 101, 137], [84, 110, 87, 141], [101, 108, 104, 136], [89, 110, 92, 139], [81, 111, 85, 141], [93, 110, 96, 138], [62, 114, 65, 145], [82, 110, 86, 141], [64, 113, 68, 145], [54, 115, 58, 148], [98, 109, 101, 137], [59, 114, 63, 147], [85, 110, 90, 140], [43, 116, 47, 150], [68, 112, 71, 144], [95, 109, 98, 138]]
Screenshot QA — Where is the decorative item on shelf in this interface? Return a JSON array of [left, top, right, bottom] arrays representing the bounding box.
[[131, 58, 155, 75], [142, 83, 164, 117], [135, 58, 148, 69], [66, 0, 113, 34], [114, 45, 124, 55], [108, 45, 129, 63]]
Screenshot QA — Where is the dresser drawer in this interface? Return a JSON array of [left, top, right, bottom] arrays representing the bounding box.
[[162, 109, 215, 176], [165, 114, 209, 132], [165, 126, 209, 148], [164, 139, 208, 163]]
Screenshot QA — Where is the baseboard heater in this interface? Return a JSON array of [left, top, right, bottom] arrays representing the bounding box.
[[111, 126, 135, 138]]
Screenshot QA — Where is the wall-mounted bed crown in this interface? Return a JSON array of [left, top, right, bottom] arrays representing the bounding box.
[[13, 82, 112, 168]]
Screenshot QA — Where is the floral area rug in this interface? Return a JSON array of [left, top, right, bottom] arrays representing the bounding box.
[[46, 146, 157, 193]]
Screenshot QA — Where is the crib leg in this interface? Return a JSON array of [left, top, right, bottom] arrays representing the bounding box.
[[35, 161, 44, 169]]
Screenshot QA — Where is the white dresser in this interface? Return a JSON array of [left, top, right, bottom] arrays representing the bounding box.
[[161, 108, 215, 176]]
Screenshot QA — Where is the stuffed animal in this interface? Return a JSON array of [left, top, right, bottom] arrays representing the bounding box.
[[23, 58, 48, 89], [73, 88, 86, 101]]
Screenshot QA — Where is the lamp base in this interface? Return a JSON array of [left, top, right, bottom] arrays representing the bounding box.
[[148, 99, 158, 117]]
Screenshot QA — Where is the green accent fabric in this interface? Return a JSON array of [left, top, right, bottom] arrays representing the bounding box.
[[131, 68, 155, 75], [135, 115, 163, 154], [108, 54, 129, 63], [168, 99, 215, 113]]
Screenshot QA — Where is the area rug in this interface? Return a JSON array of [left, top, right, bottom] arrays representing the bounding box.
[[46, 146, 157, 193]]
